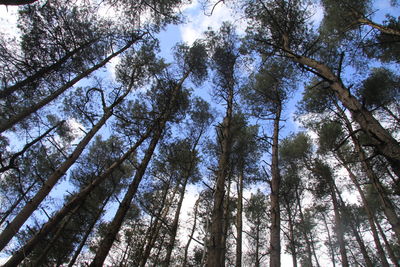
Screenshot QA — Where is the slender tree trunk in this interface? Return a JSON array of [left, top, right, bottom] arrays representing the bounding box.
[[183, 196, 200, 266], [207, 83, 234, 267], [0, 38, 98, 99], [0, 181, 37, 227], [2, 125, 152, 267], [374, 215, 400, 266], [235, 170, 244, 267], [349, 222, 373, 267], [327, 177, 349, 267], [339, 111, 400, 242], [34, 203, 82, 266], [282, 38, 400, 177], [89, 72, 189, 267], [338, 155, 390, 267], [0, 87, 130, 251], [294, 188, 313, 266], [139, 182, 179, 267], [67, 196, 111, 267], [221, 173, 232, 266], [89, 125, 164, 267], [270, 101, 282, 267], [321, 212, 336, 267], [0, 38, 137, 133], [285, 203, 298, 267]]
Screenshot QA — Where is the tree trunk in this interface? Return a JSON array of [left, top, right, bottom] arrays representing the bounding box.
[[269, 101, 282, 267], [207, 83, 234, 267], [235, 170, 244, 267], [0, 38, 98, 99], [183, 196, 200, 266], [0, 87, 130, 251], [327, 177, 349, 267], [282, 39, 400, 177], [2, 124, 152, 267], [321, 212, 336, 267], [338, 155, 390, 267], [0, 38, 137, 133], [139, 181, 179, 267], [285, 201, 298, 267], [294, 188, 313, 266], [67, 196, 111, 267], [374, 215, 400, 266], [89, 71, 189, 267], [89, 124, 164, 267]]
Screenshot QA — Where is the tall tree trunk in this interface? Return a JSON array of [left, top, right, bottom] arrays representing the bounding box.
[[139, 181, 179, 267], [67, 195, 111, 267], [183, 196, 200, 267], [89, 124, 164, 267], [89, 72, 189, 267], [337, 108, 400, 242], [235, 170, 244, 267], [0, 87, 130, 251], [269, 101, 282, 267], [163, 131, 203, 267], [374, 215, 400, 266], [33, 203, 82, 266], [338, 155, 390, 267], [0, 38, 138, 133], [0, 38, 98, 99], [282, 37, 400, 177], [207, 83, 234, 267], [327, 178, 349, 267], [2, 125, 152, 267], [294, 188, 313, 266], [321, 212, 336, 267], [221, 172, 232, 265], [285, 203, 297, 267]]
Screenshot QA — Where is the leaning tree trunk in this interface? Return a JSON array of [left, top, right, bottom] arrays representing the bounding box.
[[89, 72, 189, 267], [67, 195, 111, 267], [0, 38, 138, 133], [89, 123, 165, 267], [183, 196, 200, 267], [269, 101, 282, 267], [0, 86, 130, 251], [2, 124, 153, 267], [163, 135, 201, 267], [326, 176, 349, 267], [282, 36, 400, 178], [0, 38, 98, 99]]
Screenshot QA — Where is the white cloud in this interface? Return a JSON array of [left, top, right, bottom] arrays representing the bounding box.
[[179, 0, 246, 45]]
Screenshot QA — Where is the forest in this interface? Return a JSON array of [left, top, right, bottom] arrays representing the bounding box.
[[0, 0, 399, 266]]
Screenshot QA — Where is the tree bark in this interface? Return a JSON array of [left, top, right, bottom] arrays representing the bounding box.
[[357, 17, 400, 37], [67, 196, 111, 267], [0, 0, 38, 5], [183, 196, 200, 267], [269, 101, 282, 267], [0, 38, 136, 133], [0, 86, 130, 251], [207, 83, 234, 267], [2, 124, 152, 267], [0, 38, 98, 99], [282, 38, 400, 177], [235, 170, 244, 267], [89, 71, 189, 267]]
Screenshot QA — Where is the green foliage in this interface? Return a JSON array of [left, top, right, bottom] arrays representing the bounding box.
[[357, 67, 400, 109], [297, 78, 336, 115], [317, 120, 345, 154]]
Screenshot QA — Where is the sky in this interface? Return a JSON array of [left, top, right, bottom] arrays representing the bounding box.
[[1, 0, 399, 265]]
